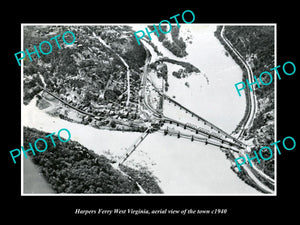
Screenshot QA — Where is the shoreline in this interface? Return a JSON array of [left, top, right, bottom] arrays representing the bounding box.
[[214, 26, 251, 136], [214, 25, 275, 192]]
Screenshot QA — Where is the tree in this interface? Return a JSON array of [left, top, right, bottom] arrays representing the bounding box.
[[110, 120, 116, 128]]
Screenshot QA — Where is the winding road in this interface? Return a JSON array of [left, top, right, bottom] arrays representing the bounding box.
[[37, 28, 274, 194], [135, 32, 275, 193], [220, 26, 258, 137], [220, 26, 275, 190], [93, 32, 131, 107]]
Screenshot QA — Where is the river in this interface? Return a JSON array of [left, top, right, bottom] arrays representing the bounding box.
[[23, 24, 259, 194]]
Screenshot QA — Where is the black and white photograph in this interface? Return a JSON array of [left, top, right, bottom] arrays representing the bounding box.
[[4, 4, 298, 221], [21, 24, 275, 195]]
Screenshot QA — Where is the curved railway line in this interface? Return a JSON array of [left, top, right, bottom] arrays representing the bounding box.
[[34, 30, 274, 193]]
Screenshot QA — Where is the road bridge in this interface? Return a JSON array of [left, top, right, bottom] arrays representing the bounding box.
[[146, 79, 247, 148]]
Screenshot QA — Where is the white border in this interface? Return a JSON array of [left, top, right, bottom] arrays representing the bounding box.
[[21, 23, 277, 196]]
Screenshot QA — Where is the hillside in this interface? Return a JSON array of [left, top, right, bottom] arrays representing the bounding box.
[[215, 26, 275, 178], [23, 25, 146, 130], [23, 127, 162, 194], [147, 25, 188, 57]]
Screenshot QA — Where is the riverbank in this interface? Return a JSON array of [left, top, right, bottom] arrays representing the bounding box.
[[214, 26, 251, 135], [23, 155, 55, 194], [214, 25, 275, 189], [23, 95, 259, 194], [22, 24, 262, 194], [23, 126, 162, 194]]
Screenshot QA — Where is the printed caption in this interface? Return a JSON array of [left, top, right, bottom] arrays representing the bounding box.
[[75, 208, 228, 216]]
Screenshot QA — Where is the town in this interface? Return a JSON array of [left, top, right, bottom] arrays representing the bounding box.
[[22, 24, 276, 195], [23, 25, 149, 132]]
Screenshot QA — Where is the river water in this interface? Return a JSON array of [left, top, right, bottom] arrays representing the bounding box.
[[23, 24, 259, 194]]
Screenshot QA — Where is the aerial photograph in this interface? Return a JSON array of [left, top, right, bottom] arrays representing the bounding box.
[[22, 24, 275, 195]]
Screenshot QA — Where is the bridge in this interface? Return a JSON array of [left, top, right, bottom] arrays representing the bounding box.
[[119, 128, 150, 165], [118, 115, 244, 166], [160, 126, 240, 153], [41, 54, 247, 167], [146, 78, 247, 148], [162, 96, 246, 146], [34, 33, 273, 193], [162, 117, 245, 149], [119, 75, 247, 165], [117, 42, 250, 164]]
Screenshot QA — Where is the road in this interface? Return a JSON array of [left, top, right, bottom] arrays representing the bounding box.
[[148, 79, 247, 148], [220, 26, 275, 190], [139, 40, 246, 151], [37, 31, 274, 193], [40, 86, 100, 118], [220, 26, 258, 137], [137, 36, 274, 193], [93, 32, 131, 107]]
